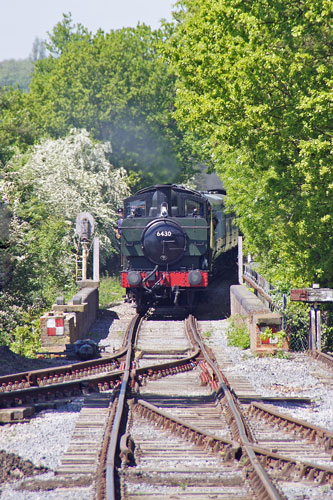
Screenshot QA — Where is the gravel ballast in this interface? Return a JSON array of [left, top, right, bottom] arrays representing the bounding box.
[[201, 318, 333, 431]]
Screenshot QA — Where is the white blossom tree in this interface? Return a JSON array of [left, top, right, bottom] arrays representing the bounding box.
[[0, 129, 130, 304], [8, 128, 130, 248]]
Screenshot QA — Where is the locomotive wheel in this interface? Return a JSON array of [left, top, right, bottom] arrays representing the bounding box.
[[182, 289, 196, 312], [135, 289, 149, 314], [136, 304, 147, 314]]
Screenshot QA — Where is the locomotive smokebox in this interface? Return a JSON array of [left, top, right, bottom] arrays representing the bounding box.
[[142, 219, 186, 265]]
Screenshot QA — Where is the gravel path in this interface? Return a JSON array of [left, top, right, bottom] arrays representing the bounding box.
[[0, 301, 332, 499]]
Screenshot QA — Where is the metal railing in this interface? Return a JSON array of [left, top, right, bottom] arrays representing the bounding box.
[[243, 264, 275, 310]]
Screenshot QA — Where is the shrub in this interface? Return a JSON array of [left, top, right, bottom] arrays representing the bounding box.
[[226, 315, 250, 350], [10, 318, 41, 358], [99, 275, 124, 309]]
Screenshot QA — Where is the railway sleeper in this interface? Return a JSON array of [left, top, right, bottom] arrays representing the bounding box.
[[130, 400, 241, 462], [258, 451, 333, 486]]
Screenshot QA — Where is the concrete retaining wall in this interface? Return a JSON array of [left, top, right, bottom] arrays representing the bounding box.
[[230, 285, 286, 354], [40, 280, 99, 352]]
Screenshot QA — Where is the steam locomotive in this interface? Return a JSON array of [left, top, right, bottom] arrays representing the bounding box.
[[120, 184, 238, 312]]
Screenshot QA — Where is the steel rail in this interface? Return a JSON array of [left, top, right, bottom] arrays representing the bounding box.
[[0, 348, 128, 388], [0, 348, 200, 410], [186, 315, 285, 500], [311, 349, 333, 369], [0, 369, 124, 409], [250, 402, 333, 451], [133, 398, 241, 458], [105, 314, 142, 500]]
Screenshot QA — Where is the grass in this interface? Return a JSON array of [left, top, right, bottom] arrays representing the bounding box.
[[202, 330, 212, 339], [99, 275, 124, 308]]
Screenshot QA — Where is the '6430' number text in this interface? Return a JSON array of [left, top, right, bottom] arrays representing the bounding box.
[[156, 231, 172, 237]]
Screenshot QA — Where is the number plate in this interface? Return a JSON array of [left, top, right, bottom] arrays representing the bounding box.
[[156, 230, 172, 237]]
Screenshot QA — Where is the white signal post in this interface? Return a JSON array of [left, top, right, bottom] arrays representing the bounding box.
[[75, 212, 99, 282]]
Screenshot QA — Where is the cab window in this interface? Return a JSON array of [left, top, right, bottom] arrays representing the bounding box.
[[185, 198, 203, 217], [126, 199, 146, 217]]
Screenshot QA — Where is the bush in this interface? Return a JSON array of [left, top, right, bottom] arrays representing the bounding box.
[[0, 291, 27, 345], [10, 318, 41, 357], [226, 315, 250, 350], [99, 275, 124, 309]]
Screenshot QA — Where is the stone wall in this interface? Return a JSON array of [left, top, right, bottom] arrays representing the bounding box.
[[230, 285, 286, 354], [40, 280, 99, 352]]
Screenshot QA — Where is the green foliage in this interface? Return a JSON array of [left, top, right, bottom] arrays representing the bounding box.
[[0, 290, 46, 354], [0, 292, 25, 345], [284, 301, 310, 351], [11, 211, 75, 305], [0, 87, 40, 165], [45, 13, 90, 56], [272, 350, 290, 359], [260, 327, 286, 348], [0, 130, 131, 343], [321, 306, 333, 352], [167, 0, 333, 287], [0, 59, 34, 92], [10, 318, 42, 358], [99, 275, 124, 308], [29, 15, 194, 188], [226, 315, 250, 349], [1, 129, 130, 284]]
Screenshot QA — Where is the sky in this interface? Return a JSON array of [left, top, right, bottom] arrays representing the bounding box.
[[0, 0, 176, 61]]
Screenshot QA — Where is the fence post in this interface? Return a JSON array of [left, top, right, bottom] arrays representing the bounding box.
[[238, 236, 243, 285], [309, 307, 316, 351], [93, 236, 100, 282], [315, 306, 321, 351]]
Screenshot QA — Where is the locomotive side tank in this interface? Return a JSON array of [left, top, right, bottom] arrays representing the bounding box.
[[120, 184, 238, 311]]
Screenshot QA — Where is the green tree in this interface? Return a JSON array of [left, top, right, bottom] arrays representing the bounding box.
[[167, 0, 333, 287], [0, 88, 40, 165], [29, 15, 194, 188]]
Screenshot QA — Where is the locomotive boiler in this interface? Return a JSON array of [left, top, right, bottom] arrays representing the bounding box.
[[120, 184, 238, 312]]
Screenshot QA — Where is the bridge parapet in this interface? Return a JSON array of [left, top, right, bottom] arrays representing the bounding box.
[[40, 280, 99, 352], [230, 285, 285, 354]]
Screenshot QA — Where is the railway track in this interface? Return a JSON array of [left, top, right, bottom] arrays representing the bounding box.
[[0, 344, 130, 414], [99, 313, 281, 499], [112, 313, 333, 499], [2, 310, 333, 499], [311, 350, 333, 370], [118, 313, 246, 499]]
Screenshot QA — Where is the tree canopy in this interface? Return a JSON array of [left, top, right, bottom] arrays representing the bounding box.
[[167, 0, 333, 287], [29, 16, 193, 188], [0, 88, 40, 166]]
